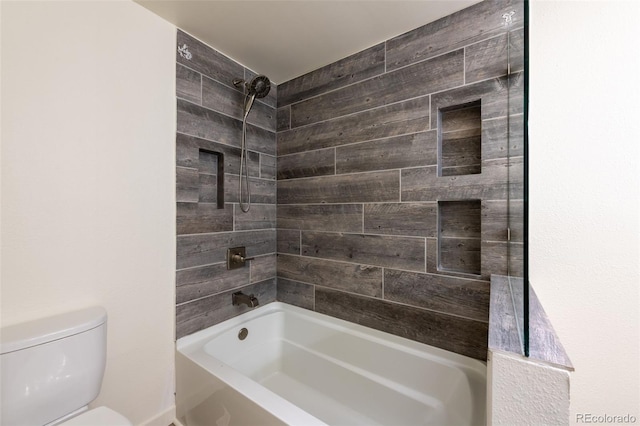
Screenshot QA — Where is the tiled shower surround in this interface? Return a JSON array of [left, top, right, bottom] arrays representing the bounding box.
[[175, 30, 278, 339], [176, 0, 524, 361]]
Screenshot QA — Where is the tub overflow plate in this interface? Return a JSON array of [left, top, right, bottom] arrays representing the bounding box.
[[238, 328, 248, 340]]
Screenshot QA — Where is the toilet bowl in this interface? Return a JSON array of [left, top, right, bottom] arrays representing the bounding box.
[[0, 307, 132, 426]]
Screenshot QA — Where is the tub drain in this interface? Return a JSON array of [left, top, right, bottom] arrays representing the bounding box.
[[238, 327, 248, 340]]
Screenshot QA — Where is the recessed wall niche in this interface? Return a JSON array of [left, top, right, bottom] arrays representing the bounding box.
[[439, 100, 482, 176], [198, 148, 224, 208], [438, 200, 481, 275]]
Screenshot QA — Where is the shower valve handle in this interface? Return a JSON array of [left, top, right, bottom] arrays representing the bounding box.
[[232, 253, 254, 263], [227, 247, 253, 269]]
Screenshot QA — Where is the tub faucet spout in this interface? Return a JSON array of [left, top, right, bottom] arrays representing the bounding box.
[[232, 291, 259, 308]]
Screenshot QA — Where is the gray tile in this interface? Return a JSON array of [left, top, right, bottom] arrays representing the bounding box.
[[277, 229, 301, 255], [364, 203, 437, 238], [177, 64, 201, 104], [315, 287, 488, 360], [481, 200, 508, 242], [482, 114, 524, 161], [246, 99, 276, 133], [260, 154, 276, 180], [528, 284, 573, 369], [401, 159, 512, 202], [441, 129, 482, 172], [465, 33, 509, 84], [440, 104, 482, 175], [482, 200, 523, 242], [246, 124, 276, 156], [439, 237, 481, 276], [508, 27, 525, 75], [301, 231, 426, 272], [508, 200, 524, 242], [441, 165, 481, 177], [290, 50, 463, 127], [427, 237, 486, 280], [277, 254, 382, 298], [177, 202, 233, 235], [438, 200, 482, 276], [488, 275, 523, 355], [278, 171, 399, 204], [177, 133, 257, 176], [197, 173, 219, 203], [465, 27, 525, 84], [278, 96, 430, 156], [277, 278, 314, 310], [277, 204, 363, 233], [177, 229, 276, 270], [507, 242, 524, 278], [224, 175, 276, 204], [250, 254, 277, 283], [431, 77, 516, 130], [176, 279, 276, 339], [234, 203, 276, 230], [201, 75, 244, 120], [481, 240, 509, 277], [177, 99, 241, 148], [176, 167, 199, 203], [441, 102, 481, 133], [277, 149, 335, 180], [176, 262, 249, 304], [386, 0, 523, 71], [277, 106, 290, 132], [384, 269, 489, 321], [336, 132, 437, 174], [177, 30, 244, 90], [439, 200, 481, 238], [278, 43, 385, 107]]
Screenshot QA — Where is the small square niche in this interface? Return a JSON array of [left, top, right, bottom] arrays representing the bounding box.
[[438, 200, 481, 276], [439, 100, 482, 176]]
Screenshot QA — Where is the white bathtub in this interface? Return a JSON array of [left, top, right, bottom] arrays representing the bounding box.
[[176, 302, 486, 426]]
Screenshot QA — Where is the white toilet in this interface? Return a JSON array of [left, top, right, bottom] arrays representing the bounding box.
[[0, 307, 132, 426]]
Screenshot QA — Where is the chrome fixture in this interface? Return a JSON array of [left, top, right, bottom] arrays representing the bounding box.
[[232, 75, 271, 213], [232, 292, 259, 308], [227, 246, 254, 270], [233, 75, 271, 119], [238, 328, 249, 340]]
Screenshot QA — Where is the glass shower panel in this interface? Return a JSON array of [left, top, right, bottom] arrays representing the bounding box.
[[505, 1, 528, 356]]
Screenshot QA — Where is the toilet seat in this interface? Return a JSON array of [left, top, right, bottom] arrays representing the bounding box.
[[59, 406, 132, 426]]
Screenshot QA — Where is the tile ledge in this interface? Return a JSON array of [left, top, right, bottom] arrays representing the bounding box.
[[489, 274, 574, 371]]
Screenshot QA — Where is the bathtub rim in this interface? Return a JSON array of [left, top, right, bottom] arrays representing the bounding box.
[[178, 302, 486, 370]]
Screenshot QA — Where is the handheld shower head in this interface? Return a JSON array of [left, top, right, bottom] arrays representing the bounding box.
[[233, 75, 271, 98], [233, 74, 272, 213], [243, 94, 256, 119], [248, 75, 270, 99], [234, 75, 271, 119]]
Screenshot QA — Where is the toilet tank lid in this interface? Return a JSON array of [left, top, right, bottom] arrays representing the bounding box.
[[1, 306, 107, 354]]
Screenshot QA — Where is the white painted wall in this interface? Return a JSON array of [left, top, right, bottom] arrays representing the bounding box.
[[488, 350, 571, 425], [529, 1, 640, 423], [1, 1, 176, 425]]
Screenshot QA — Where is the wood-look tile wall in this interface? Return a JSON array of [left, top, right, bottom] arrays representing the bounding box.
[[176, 30, 277, 339], [276, 0, 524, 360]]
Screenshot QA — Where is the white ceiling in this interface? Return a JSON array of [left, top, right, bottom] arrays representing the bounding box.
[[135, 0, 481, 84]]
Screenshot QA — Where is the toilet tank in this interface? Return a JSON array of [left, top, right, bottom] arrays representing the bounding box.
[[0, 307, 108, 426]]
